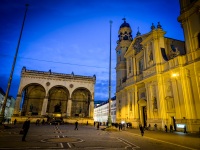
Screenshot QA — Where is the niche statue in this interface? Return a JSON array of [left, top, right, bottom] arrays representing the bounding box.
[[153, 97, 157, 109], [54, 102, 61, 112]]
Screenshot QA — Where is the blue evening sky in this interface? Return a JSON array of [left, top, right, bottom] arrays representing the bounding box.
[[0, 0, 184, 101]]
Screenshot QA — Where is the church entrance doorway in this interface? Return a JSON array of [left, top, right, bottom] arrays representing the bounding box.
[[138, 99, 147, 127], [142, 106, 147, 127]]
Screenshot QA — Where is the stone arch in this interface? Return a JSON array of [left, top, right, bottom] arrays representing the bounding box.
[[138, 99, 147, 107], [71, 87, 92, 117], [20, 83, 46, 116], [47, 85, 70, 115]]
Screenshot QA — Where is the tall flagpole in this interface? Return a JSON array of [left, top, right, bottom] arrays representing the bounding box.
[[107, 20, 113, 127], [0, 4, 29, 124]]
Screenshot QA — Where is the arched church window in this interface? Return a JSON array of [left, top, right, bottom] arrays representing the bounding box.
[[139, 58, 144, 74], [129, 58, 132, 73]]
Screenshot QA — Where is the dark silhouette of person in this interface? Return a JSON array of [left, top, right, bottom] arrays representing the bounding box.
[[42, 119, 45, 125], [170, 124, 173, 132], [148, 124, 151, 130], [165, 125, 168, 132], [184, 125, 187, 133], [140, 125, 144, 136], [119, 123, 122, 131], [22, 118, 30, 141], [94, 121, 96, 127], [74, 121, 78, 130], [97, 122, 100, 130], [14, 119, 17, 125], [154, 124, 157, 130]]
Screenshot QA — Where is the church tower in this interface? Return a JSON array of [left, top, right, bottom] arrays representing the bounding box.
[[116, 18, 133, 91], [178, 0, 200, 57]]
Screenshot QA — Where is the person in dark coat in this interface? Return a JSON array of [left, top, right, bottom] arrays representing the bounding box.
[[164, 125, 168, 132], [97, 122, 100, 130], [184, 125, 187, 133], [74, 121, 78, 130], [140, 125, 144, 136], [22, 118, 30, 141], [170, 124, 173, 132], [14, 119, 17, 125]]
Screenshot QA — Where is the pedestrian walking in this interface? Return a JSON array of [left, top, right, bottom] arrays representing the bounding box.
[[170, 124, 173, 132], [164, 125, 168, 132], [147, 124, 151, 130], [14, 119, 17, 125], [94, 121, 96, 127], [154, 124, 157, 130], [42, 119, 45, 125], [22, 117, 31, 141], [140, 125, 144, 136], [184, 125, 187, 133], [97, 122, 100, 130], [74, 121, 78, 130], [118, 123, 122, 131]]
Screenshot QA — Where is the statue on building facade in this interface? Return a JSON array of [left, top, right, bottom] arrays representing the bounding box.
[[153, 97, 157, 109], [54, 102, 61, 112], [29, 104, 33, 112]]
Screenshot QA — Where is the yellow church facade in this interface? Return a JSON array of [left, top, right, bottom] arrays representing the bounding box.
[[115, 0, 200, 132]]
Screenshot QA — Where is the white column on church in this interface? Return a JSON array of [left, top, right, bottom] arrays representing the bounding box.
[[13, 95, 22, 116], [67, 99, 72, 117], [134, 87, 139, 119], [41, 96, 48, 116]]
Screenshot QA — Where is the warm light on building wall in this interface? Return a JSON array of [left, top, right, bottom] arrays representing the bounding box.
[[171, 73, 179, 78]]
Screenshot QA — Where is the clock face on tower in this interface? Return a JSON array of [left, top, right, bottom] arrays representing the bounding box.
[[117, 50, 121, 55]]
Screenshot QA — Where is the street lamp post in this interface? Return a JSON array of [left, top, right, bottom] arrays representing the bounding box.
[[107, 20, 113, 127], [0, 4, 29, 124]]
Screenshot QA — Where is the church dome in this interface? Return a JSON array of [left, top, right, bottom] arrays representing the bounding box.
[[120, 19, 130, 28]]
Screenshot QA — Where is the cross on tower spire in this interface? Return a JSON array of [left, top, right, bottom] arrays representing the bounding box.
[[122, 18, 126, 22]]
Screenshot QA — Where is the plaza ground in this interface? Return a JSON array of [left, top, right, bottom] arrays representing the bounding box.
[[0, 123, 199, 150]]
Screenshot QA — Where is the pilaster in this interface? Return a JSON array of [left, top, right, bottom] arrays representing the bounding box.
[[89, 99, 94, 117]]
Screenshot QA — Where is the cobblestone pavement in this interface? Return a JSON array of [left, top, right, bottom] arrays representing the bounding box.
[[0, 123, 199, 150]]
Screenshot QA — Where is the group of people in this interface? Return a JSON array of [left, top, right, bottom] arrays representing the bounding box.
[[94, 121, 100, 130], [35, 119, 45, 125], [164, 124, 176, 133]]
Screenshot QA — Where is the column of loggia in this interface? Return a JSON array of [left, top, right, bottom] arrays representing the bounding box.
[[41, 96, 48, 116], [13, 94, 22, 116]]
